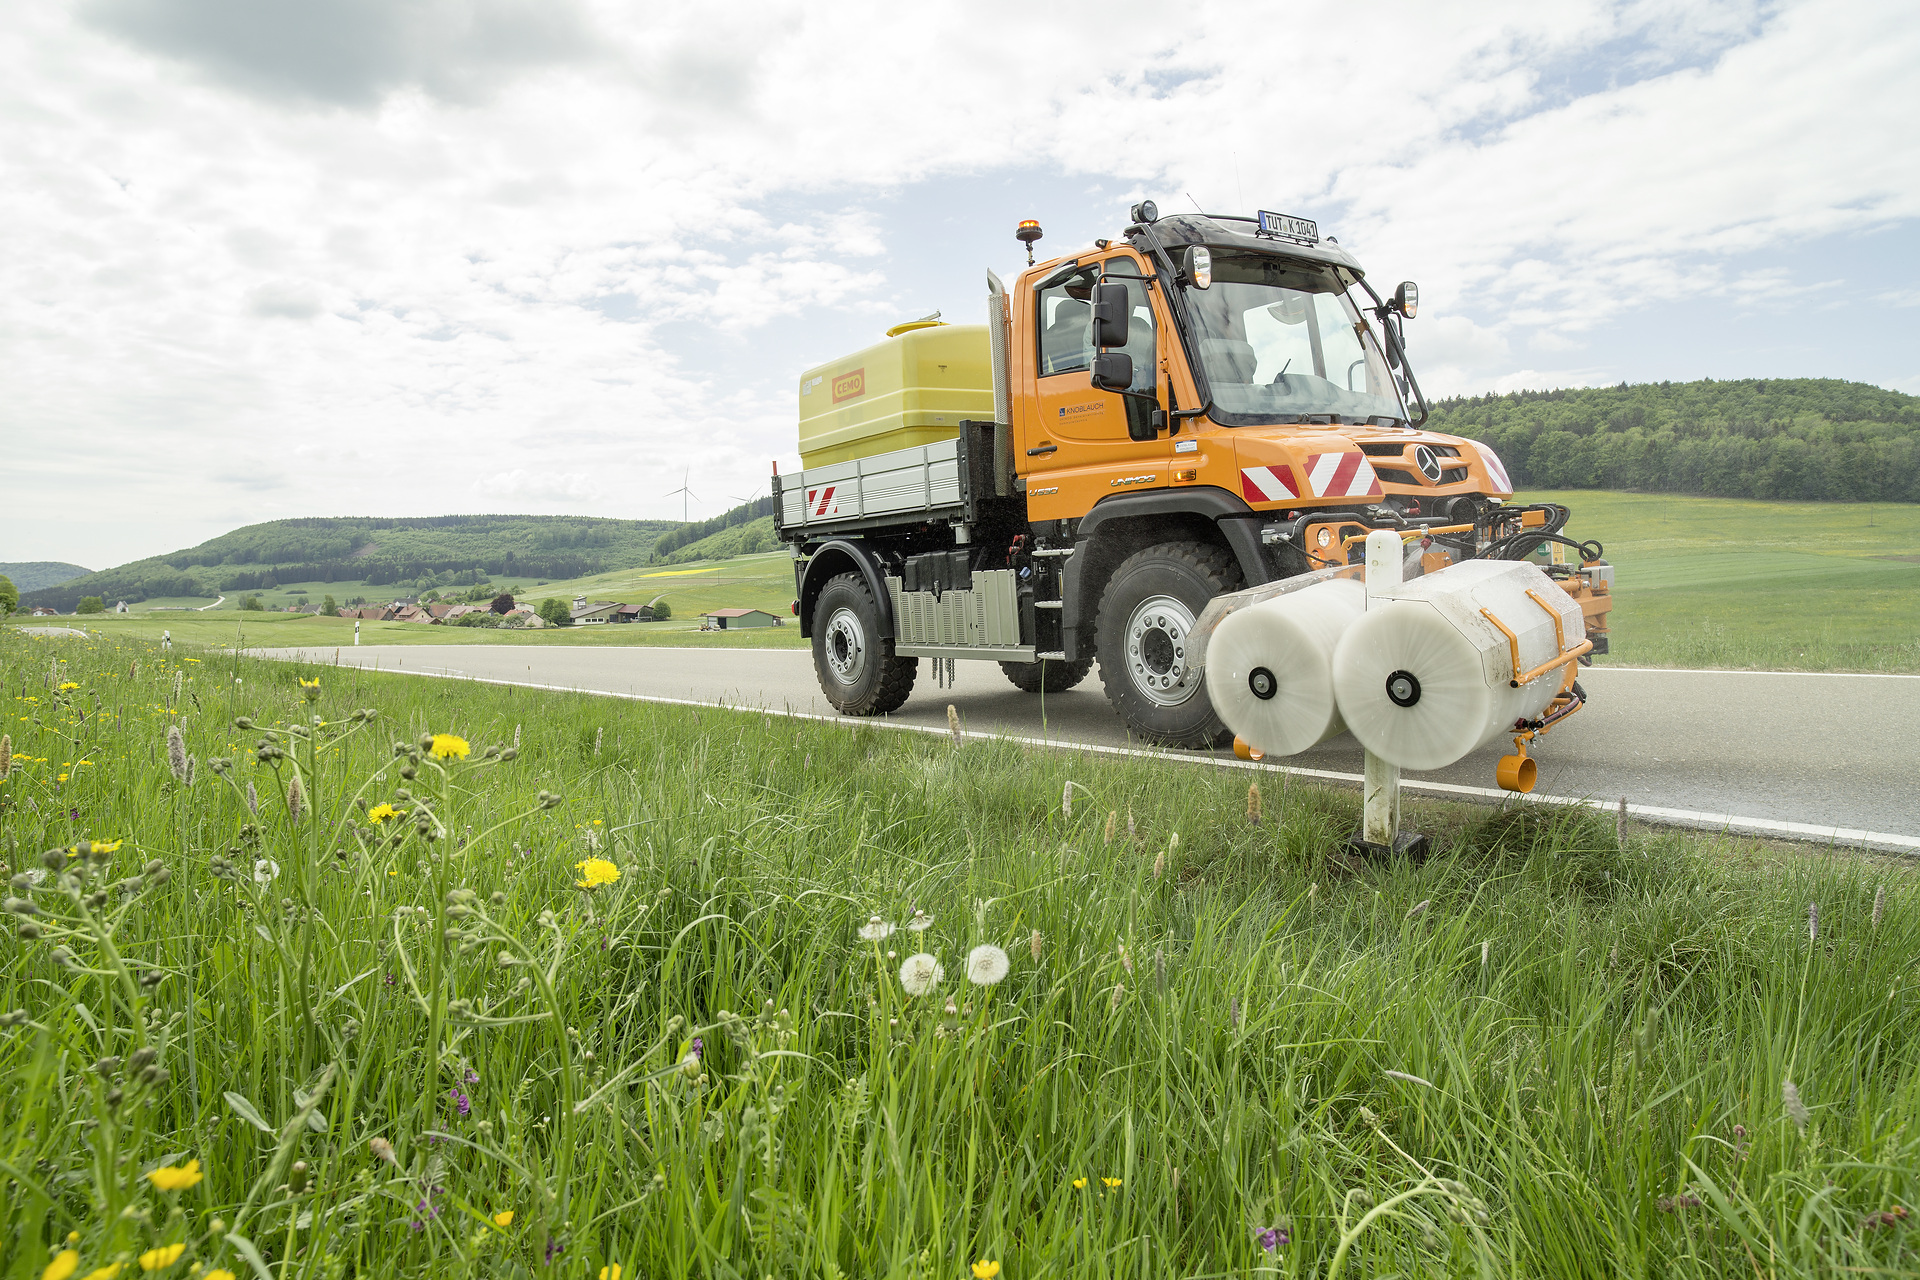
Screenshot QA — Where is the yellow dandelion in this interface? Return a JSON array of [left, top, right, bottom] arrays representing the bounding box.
[[42, 1251, 80, 1280], [203, 1272, 236, 1280], [492, 1210, 515, 1228], [297, 677, 320, 688], [146, 1158, 202, 1191], [429, 733, 470, 760], [1072, 1177, 1087, 1189], [366, 803, 403, 825], [575, 858, 621, 889], [1101, 1177, 1123, 1190], [91, 840, 123, 852], [59, 682, 80, 691], [137, 1243, 185, 1271], [600, 1267, 622, 1280], [971, 1263, 1001, 1279]]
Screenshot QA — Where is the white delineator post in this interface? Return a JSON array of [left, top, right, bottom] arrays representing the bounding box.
[[1361, 530, 1403, 848], [354, 620, 361, 646]]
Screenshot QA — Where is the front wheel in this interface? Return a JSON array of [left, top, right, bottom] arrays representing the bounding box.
[[811, 572, 917, 715], [1095, 540, 1243, 747]]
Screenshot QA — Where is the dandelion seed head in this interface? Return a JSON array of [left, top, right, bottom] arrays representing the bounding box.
[[857, 916, 895, 942], [965, 944, 1010, 986], [898, 953, 944, 996]]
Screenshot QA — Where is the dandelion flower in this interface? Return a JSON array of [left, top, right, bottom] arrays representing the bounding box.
[[42, 1251, 79, 1280], [899, 953, 944, 996], [429, 733, 470, 761], [907, 909, 934, 932], [600, 1266, 622, 1280], [253, 858, 280, 886], [857, 916, 895, 943], [970, 1264, 1000, 1279], [146, 1158, 202, 1191], [574, 858, 620, 889], [1102, 1177, 1123, 1190], [81, 1265, 122, 1280], [203, 1273, 236, 1280], [59, 681, 80, 691], [493, 1210, 515, 1228], [137, 1244, 185, 1271], [965, 944, 1010, 986], [1072, 1177, 1087, 1189], [367, 802, 403, 824]]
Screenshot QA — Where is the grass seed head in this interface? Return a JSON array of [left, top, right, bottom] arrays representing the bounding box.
[[166, 725, 187, 782], [1782, 1078, 1809, 1133], [1807, 900, 1819, 943], [1246, 782, 1261, 823], [1873, 884, 1885, 930], [1029, 929, 1043, 961]]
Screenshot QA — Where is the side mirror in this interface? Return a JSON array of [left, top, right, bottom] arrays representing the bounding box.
[[1091, 282, 1130, 349], [1091, 350, 1134, 392], [1183, 245, 1212, 289], [1392, 281, 1418, 319]]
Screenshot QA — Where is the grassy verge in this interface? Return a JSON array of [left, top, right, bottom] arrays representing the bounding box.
[[1535, 490, 1920, 672], [4, 630, 1919, 1277]]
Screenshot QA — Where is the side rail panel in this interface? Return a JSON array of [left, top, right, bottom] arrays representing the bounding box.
[[778, 441, 965, 533]]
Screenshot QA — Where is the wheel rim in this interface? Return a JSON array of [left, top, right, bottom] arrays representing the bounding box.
[[1124, 594, 1198, 707], [822, 605, 868, 687]]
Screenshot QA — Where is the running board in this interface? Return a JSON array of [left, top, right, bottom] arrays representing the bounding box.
[[896, 643, 1037, 661]]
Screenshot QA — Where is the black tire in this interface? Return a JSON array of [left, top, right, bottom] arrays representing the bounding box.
[[1095, 540, 1243, 747], [1000, 651, 1094, 693], [811, 572, 917, 715]]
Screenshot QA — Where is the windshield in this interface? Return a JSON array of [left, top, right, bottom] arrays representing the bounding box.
[[1183, 253, 1407, 425]]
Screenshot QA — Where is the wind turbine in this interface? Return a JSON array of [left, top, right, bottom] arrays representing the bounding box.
[[728, 484, 767, 509], [664, 467, 700, 522]]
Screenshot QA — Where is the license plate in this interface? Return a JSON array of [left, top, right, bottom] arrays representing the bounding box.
[[1257, 211, 1318, 243]]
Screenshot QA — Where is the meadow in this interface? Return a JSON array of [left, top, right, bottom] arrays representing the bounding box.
[[3, 630, 1917, 1278]]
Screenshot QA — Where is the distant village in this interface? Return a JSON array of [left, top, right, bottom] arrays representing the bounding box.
[[36, 593, 785, 630]]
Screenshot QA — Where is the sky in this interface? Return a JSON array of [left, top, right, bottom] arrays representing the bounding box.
[[5, 0, 1918, 570]]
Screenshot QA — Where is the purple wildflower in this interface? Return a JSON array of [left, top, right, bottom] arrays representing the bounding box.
[[1257, 1226, 1290, 1252], [464, 1068, 480, 1084], [544, 1237, 565, 1264], [410, 1186, 444, 1231], [69, 808, 81, 821], [448, 1087, 470, 1118], [690, 1036, 704, 1058]]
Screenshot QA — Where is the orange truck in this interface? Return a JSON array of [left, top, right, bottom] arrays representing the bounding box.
[[776, 202, 1612, 745]]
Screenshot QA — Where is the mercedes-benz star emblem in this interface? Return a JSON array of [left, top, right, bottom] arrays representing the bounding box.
[[1414, 444, 1443, 483]]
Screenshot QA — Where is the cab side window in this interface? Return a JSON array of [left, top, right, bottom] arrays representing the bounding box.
[[1037, 266, 1097, 377]]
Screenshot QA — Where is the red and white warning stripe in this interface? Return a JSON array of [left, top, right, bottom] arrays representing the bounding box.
[[1304, 452, 1383, 498], [1469, 442, 1512, 494], [806, 486, 839, 517], [1239, 465, 1300, 504]]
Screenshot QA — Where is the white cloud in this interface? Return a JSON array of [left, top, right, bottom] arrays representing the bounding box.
[[1, 0, 1915, 567]]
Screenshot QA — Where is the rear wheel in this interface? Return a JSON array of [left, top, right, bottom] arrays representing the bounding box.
[[811, 572, 917, 715], [1000, 651, 1094, 693], [1095, 540, 1243, 747]]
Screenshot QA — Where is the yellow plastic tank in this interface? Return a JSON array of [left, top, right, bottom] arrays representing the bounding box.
[[797, 321, 994, 468]]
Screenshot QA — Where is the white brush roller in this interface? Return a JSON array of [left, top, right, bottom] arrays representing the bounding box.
[[1203, 577, 1366, 756], [1332, 559, 1584, 770]]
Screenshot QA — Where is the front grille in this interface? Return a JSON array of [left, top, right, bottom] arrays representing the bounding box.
[[1440, 466, 1470, 484], [1431, 445, 1462, 458], [1359, 443, 1407, 457], [1374, 467, 1422, 486]]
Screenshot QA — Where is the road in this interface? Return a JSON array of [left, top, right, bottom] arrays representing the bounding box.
[[251, 644, 1920, 853]]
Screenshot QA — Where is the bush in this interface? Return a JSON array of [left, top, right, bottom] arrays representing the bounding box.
[[0, 575, 16, 617], [453, 611, 497, 628], [75, 597, 104, 614], [240, 596, 265, 612], [650, 599, 671, 620], [537, 597, 571, 627]]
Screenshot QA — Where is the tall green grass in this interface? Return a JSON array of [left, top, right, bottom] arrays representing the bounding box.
[[3, 632, 1916, 1278]]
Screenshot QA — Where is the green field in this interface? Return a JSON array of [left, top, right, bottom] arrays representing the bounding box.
[[3, 631, 1918, 1277], [1532, 490, 1920, 672], [23, 493, 1920, 673]]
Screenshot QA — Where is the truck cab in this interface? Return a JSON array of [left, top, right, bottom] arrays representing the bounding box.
[[777, 204, 1610, 745]]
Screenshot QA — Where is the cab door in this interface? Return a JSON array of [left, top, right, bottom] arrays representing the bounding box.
[[1021, 255, 1168, 522]]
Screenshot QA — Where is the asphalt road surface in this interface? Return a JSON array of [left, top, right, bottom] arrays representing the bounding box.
[[252, 643, 1920, 852]]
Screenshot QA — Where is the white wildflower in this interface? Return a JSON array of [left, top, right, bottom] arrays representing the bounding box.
[[898, 953, 944, 997], [965, 944, 1010, 986]]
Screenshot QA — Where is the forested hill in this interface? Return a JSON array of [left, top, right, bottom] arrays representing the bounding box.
[[1424, 378, 1919, 502], [21, 514, 681, 612]]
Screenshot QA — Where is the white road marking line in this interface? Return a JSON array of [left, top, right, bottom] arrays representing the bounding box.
[[285, 653, 1920, 855]]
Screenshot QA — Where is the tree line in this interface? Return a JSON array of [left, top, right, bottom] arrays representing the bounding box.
[[1424, 378, 1919, 502]]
